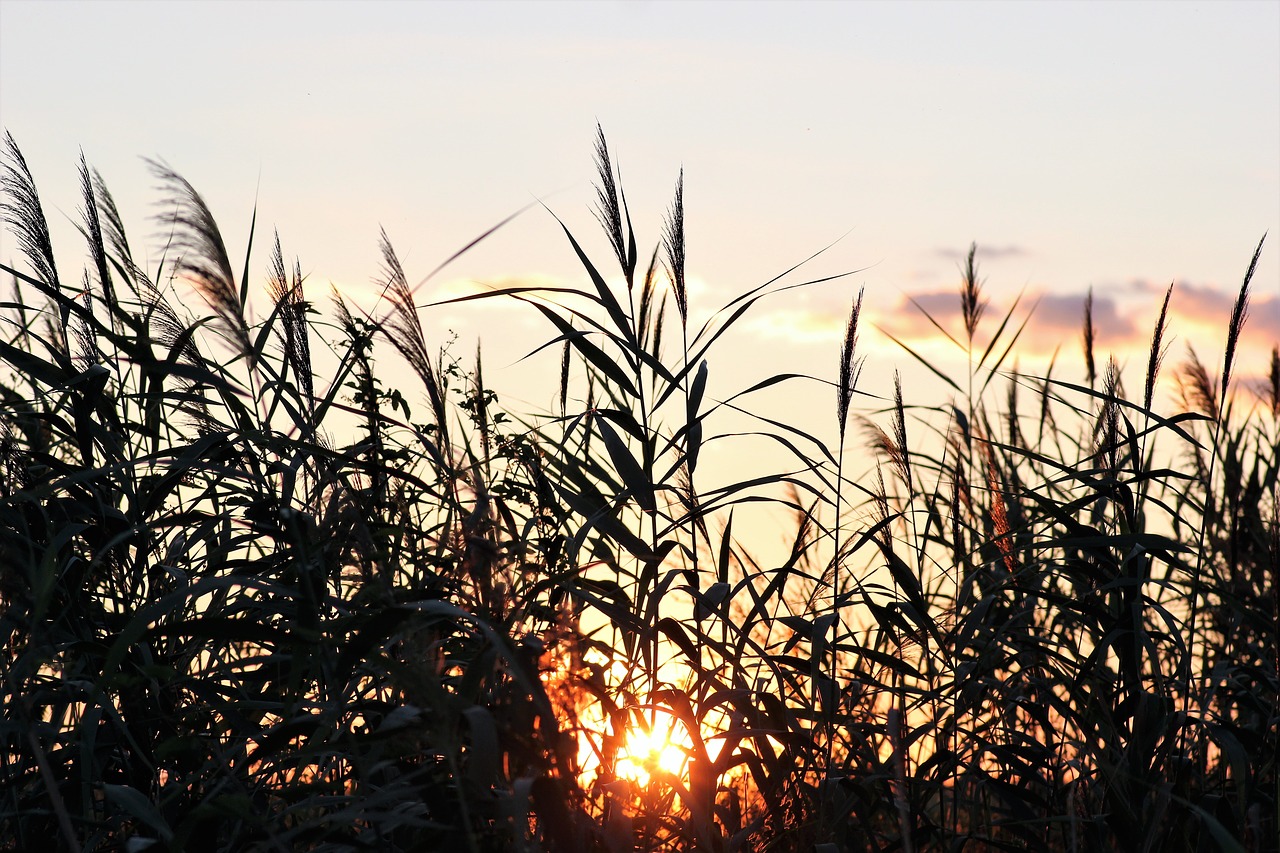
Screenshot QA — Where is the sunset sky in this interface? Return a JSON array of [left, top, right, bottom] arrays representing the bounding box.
[[2, 0, 1277, 441]]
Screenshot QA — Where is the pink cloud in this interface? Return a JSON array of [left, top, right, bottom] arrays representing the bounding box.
[[1127, 278, 1279, 349], [872, 288, 1139, 357], [872, 278, 1277, 363], [1030, 291, 1139, 344], [1247, 295, 1280, 342]]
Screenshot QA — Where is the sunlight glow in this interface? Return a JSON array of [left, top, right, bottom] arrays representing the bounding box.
[[614, 709, 692, 786]]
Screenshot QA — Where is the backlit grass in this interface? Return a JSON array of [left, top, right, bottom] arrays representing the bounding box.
[[1, 127, 1275, 852]]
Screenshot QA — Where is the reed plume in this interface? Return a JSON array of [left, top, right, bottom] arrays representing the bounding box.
[[1, 132, 61, 293], [1178, 345, 1220, 421], [1220, 234, 1264, 398], [836, 287, 865, 442], [148, 158, 253, 365], [593, 123, 630, 282], [1144, 282, 1174, 412], [377, 228, 446, 431], [1082, 287, 1097, 387], [1094, 356, 1122, 473], [77, 152, 115, 312], [663, 169, 688, 328], [960, 242, 985, 343], [90, 166, 148, 301], [890, 371, 911, 490], [1, 132, 68, 355], [267, 232, 314, 414]]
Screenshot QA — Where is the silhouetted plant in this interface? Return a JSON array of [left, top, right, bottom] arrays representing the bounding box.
[[1, 128, 1274, 853]]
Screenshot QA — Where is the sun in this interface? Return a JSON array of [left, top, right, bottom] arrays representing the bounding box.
[[614, 710, 691, 786]]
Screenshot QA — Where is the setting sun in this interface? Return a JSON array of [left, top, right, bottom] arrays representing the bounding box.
[[613, 710, 693, 786]]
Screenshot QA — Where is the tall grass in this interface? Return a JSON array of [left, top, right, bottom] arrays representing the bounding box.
[[1, 128, 1276, 852]]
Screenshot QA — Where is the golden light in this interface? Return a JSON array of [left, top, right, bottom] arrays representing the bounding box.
[[614, 709, 693, 786]]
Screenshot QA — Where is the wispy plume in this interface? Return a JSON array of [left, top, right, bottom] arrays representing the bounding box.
[[662, 169, 687, 328], [1221, 234, 1264, 399], [332, 288, 377, 428], [149, 158, 252, 365], [77, 152, 115, 313], [1094, 357, 1122, 472], [636, 246, 663, 352], [91, 168, 131, 262], [1, 133, 68, 354], [982, 443, 1016, 574], [1144, 283, 1174, 411], [1082, 288, 1097, 388], [144, 276, 202, 370], [836, 287, 865, 442], [267, 232, 313, 414], [863, 404, 910, 494], [378, 229, 446, 429], [1006, 359, 1021, 445], [71, 271, 100, 366], [891, 371, 911, 490], [140, 275, 211, 430], [0, 132, 61, 292], [1178, 345, 1219, 421], [559, 331, 572, 418], [960, 242, 986, 343], [90, 166, 147, 301], [592, 124, 629, 282]]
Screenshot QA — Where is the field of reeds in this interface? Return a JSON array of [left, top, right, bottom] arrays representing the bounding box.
[[1, 128, 1276, 852]]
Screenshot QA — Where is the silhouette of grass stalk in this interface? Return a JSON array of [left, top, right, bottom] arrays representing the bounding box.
[[1, 131, 1274, 853]]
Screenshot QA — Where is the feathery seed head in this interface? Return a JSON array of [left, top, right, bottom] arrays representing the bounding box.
[[836, 287, 865, 440], [592, 124, 628, 278], [1221, 234, 1264, 398], [1, 132, 61, 293], [1144, 283, 1174, 412], [960, 242, 986, 342], [148, 158, 252, 366], [1082, 288, 1097, 388], [1178, 345, 1220, 421], [662, 169, 687, 327]]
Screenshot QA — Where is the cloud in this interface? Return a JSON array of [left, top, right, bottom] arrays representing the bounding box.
[[871, 274, 1278, 362], [742, 308, 846, 343], [1247, 295, 1280, 342], [424, 271, 1277, 367], [871, 287, 1137, 357], [1034, 291, 1139, 344], [1127, 278, 1233, 317], [1126, 278, 1279, 350], [747, 286, 1111, 353], [899, 290, 965, 325], [932, 244, 1030, 262]]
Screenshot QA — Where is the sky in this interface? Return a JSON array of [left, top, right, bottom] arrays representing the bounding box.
[[2, 0, 1277, 459]]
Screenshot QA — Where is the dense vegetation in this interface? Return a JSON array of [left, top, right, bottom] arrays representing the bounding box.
[[1, 129, 1276, 852]]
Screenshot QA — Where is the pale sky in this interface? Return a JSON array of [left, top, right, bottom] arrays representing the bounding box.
[[2, 0, 1277, 436]]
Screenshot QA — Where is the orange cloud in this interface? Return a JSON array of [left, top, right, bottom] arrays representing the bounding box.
[[871, 288, 1127, 359], [1133, 279, 1280, 347], [871, 279, 1277, 363]]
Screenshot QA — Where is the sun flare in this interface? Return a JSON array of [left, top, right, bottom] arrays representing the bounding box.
[[614, 711, 692, 786]]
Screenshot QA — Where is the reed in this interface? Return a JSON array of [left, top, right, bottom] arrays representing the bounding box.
[[1, 131, 1274, 852]]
